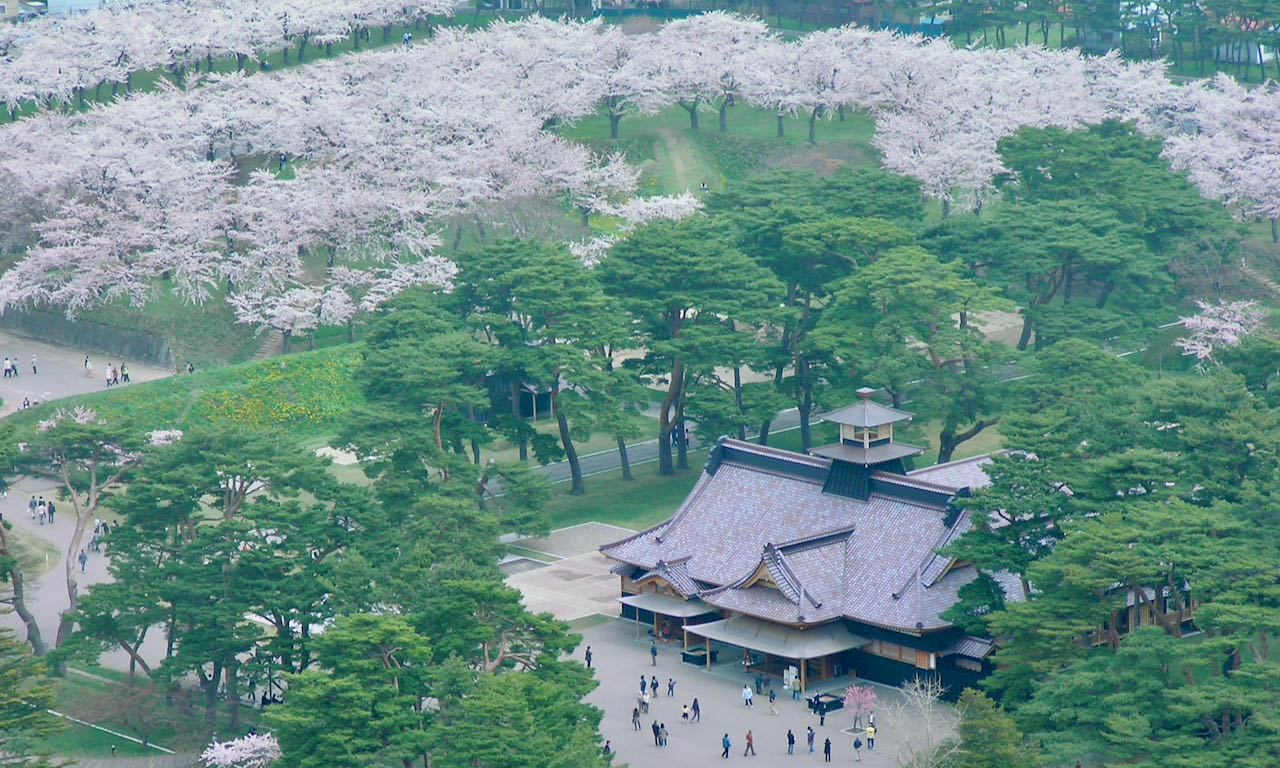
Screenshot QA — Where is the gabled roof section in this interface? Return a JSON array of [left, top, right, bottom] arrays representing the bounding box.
[[818, 390, 914, 428], [908, 453, 997, 491], [634, 559, 700, 597]]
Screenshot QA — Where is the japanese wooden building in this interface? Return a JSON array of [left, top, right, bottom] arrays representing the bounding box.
[[600, 388, 1015, 699]]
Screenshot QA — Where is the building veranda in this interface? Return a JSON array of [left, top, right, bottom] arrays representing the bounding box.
[[600, 389, 1015, 699]]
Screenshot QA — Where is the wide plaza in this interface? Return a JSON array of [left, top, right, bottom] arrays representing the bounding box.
[[509, 523, 935, 767]]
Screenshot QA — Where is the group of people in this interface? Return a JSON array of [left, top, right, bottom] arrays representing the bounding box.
[[27, 495, 55, 526], [2, 355, 34, 377], [612, 637, 879, 762], [88, 356, 131, 387]]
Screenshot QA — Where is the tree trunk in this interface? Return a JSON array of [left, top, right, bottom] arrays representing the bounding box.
[[680, 98, 700, 130], [799, 387, 813, 451], [808, 107, 821, 144], [734, 367, 746, 441], [282, 329, 292, 354], [609, 112, 622, 140], [1016, 313, 1034, 351], [617, 436, 633, 481], [553, 391, 585, 495], [0, 526, 46, 655], [202, 663, 223, 723], [511, 380, 528, 461], [225, 663, 241, 731], [657, 357, 683, 475], [777, 112, 785, 138], [718, 100, 730, 132]]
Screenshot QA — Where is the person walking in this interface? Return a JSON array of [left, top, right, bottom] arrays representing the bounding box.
[[651, 640, 659, 666], [84, 356, 93, 378], [807, 726, 815, 754], [120, 364, 130, 383], [28, 496, 36, 520], [692, 698, 701, 722], [769, 688, 778, 715], [866, 724, 876, 750], [602, 740, 611, 756], [668, 678, 676, 697], [641, 675, 648, 696], [584, 646, 592, 668], [45, 501, 53, 524], [682, 703, 691, 723], [823, 738, 831, 762], [659, 723, 668, 747], [742, 685, 754, 708], [852, 736, 862, 762], [787, 729, 796, 755], [78, 549, 88, 573], [754, 672, 764, 694], [721, 733, 731, 759], [30, 354, 36, 375], [652, 721, 661, 746], [633, 708, 642, 731], [650, 675, 659, 696], [743, 729, 755, 756]]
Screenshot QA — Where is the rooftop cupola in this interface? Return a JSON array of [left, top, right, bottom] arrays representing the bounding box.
[[811, 387, 924, 499]]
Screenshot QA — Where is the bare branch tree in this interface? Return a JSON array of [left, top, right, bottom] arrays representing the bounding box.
[[883, 676, 961, 768]]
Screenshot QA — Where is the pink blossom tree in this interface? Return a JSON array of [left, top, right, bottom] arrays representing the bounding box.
[[201, 733, 281, 768], [1175, 299, 1267, 365], [844, 684, 879, 729]]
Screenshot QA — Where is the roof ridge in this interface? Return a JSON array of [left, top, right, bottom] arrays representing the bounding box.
[[776, 525, 858, 552], [870, 469, 957, 494], [720, 437, 831, 469], [908, 451, 1003, 475]]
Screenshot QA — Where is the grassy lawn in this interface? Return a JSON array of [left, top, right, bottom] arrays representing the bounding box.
[[36, 722, 157, 758], [6, 524, 59, 578], [558, 104, 879, 194], [9, 345, 363, 439]]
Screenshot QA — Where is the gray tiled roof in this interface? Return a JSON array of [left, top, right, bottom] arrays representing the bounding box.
[[601, 438, 1001, 634], [941, 635, 998, 660], [907, 454, 995, 489]]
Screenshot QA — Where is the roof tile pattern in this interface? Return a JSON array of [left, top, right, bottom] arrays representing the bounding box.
[[601, 439, 1001, 634]]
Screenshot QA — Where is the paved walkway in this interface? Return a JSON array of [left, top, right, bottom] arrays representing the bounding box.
[[0, 474, 119, 649], [0, 329, 172, 417], [580, 618, 933, 768]]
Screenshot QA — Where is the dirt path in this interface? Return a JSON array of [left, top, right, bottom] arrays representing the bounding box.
[[654, 127, 711, 193]]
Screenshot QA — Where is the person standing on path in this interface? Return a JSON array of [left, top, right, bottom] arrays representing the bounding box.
[[853, 737, 862, 762], [692, 698, 701, 722], [28, 496, 35, 520], [743, 729, 755, 756], [754, 672, 764, 694], [584, 646, 592, 668], [807, 726, 815, 753], [633, 708, 642, 731], [121, 364, 130, 383], [652, 721, 661, 746], [641, 675, 648, 696], [651, 640, 659, 666], [682, 703, 691, 723], [46, 501, 53, 524], [787, 729, 796, 754], [742, 685, 754, 708], [78, 549, 88, 573], [721, 733, 731, 759], [668, 678, 676, 697], [823, 738, 831, 762], [650, 676, 659, 696], [84, 356, 92, 378], [659, 723, 668, 747], [866, 725, 876, 750], [30, 354, 36, 375], [769, 688, 777, 715]]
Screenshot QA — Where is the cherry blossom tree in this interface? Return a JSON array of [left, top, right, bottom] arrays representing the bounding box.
[[844, 684, 879, 729], [1175, 299, 1267, 365], [201, 733, 281, 768], [648, 12, 772, 132]]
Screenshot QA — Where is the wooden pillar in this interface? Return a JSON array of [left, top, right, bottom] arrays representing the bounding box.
[[707, 642, 713, 670], [800, 658, 807, 694]]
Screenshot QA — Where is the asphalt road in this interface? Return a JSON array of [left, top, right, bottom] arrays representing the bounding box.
[[531, 408, 803, 485]]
